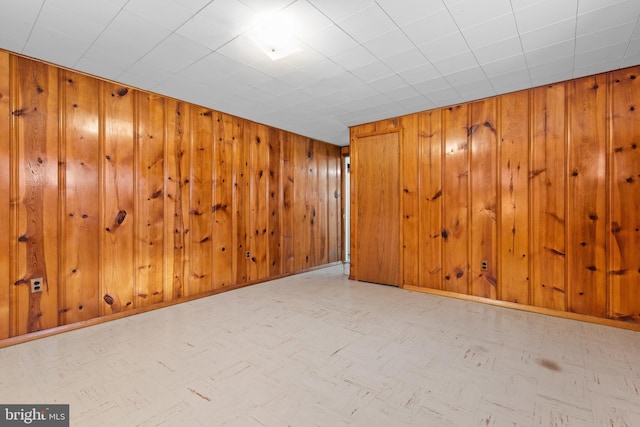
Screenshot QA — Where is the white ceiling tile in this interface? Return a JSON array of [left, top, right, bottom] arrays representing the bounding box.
[[460, 87, 496, 101], [576, 0, 640, 35], [573, 59, 623, 79], [489, 67, 531, 88], [401, 8, 459, 46], [0, 33, 27, 53], [337, 4, 397, 43], [528, 57, 573, 80], [461, 13, 518, 49], [350, 61, 394, 82], [574, 42, 628, 69], [281, 0, 334, 38], [330, 45, 377, 70], [125, 0, 194, 30], [447, 0, 512, 29], [376, 0, 446, 26], [382, 85, 422, 102], [575, 22, 636, 55], [363, 28, 415, 60], [180, 52, 245, 81], [627, 38, 640, 56], [298, 57, 345, 81], [419, 31, 469, 62], [520, 19, 576, 51], [74, 56, 128, 80], [514, 0, 577, 33], [525, 39, 575, 67], [382, 48, 429, 74], [0, 0, 43, 49], [398, 62, 441, 84], [519, 18, 576, 52], [412, 76, 452, 94], [120, 61, 174, 88], [238, 0, 294, 14], [143, 34, 212, 74], [176, 0, 252, 50], [35, 3, 104, 42], [427, 86, 463, 105], [322, 72, 365, 90], [621, 53, 640, 67], [432, 50, 478, 74], [255, 76, 297, 94], [445, 66, 487, 85], [481, 54, 528, 77], [369, 74, 409, 92], [298, 24, 357, 57], [216, 33, 264, 65], [473, 36, 523, 65], [307, 0, 374, 22], [577, 0, 632, 15], [23, 27, 90, 66], [46, 0, 127, 26]]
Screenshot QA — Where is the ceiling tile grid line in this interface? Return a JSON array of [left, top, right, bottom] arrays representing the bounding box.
[[2, 0, 640, 145]]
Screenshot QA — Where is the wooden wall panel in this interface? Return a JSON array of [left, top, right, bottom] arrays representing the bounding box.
[[0, 51, 342, 344], [101, 82, 135, 315], [268, 127, 282, 276], [469, 99, 498, 299], [0, 52, 10, 339], [498, 91, 530, 304], [567, 75, 607, 317], [442, 105, 469, 294], [13, 57, 60, 334], [316, 143, 328, 266], [351, 63, 640, 327], [402, 115, 420, 287], [418, 110, 443, 289], [59, 71, 101, 324], [212, 112, 234, 289], [164, 100, 190, 300], [609, 68, 640, 324], [249, 123, 269, 281], [281, 131, 295, 274], [135, 93, 165, 307], [294, 137, 311, 271], [530, 84, 567, 311], [234, 119, 249, 284], [188, 107, 214, 296]]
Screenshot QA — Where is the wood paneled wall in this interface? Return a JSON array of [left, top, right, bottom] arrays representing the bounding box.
[[0, 51, 342, 342], [350, 65, 640, 326]]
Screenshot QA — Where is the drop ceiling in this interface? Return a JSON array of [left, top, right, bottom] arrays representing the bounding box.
[[2, 0, 639, 146]]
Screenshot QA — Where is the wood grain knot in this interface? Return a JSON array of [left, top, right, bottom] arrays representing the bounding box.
[[115, 210, 127, 224], [103, 294, 114, 305]]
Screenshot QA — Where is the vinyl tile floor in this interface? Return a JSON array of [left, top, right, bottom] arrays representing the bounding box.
[[1, 265, 639, 426]]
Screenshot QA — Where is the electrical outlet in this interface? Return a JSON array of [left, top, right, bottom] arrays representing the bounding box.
[[246, 251, 251, 259], [31, 277, 44, 293], [481, 261, 488, 271]]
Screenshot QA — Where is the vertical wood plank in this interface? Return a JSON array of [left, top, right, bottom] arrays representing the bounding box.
[[60, 71, 100, 324], [327, 145, 340, 263], [249, 123, 269, 281], [442, 104, 469, 294], [135, 93, 165, 307], [212, 112, 234, 288], [281, 131, 295, 273], [164, 100, 190, 300], [101, 82, 135, 315], [268, 127, 282, 276], [316, 142, 328, 266], [188, 107, 213, 296], [469, 99, 498, 299], [233, 117, 248, 283], [418, 110, 443, 289], [294, 136, 310, 271], [609, 67, 640, 323], [307, 139, 318, 268], [13, 58, 59, 334], [0, 51, 10, 338], [530, 84, 567, 311], [567, 75, 607, 317], [498, 91, 530, 304], [402, 114, 419, 286]]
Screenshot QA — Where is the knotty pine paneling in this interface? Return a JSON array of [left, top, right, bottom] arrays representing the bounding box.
[[609, 68, 640, 323], [0, 52, 10, 339], [12, 57, 60, 335], [418, 110, 443, 289], [350, 64, 640, 327], [498, 91, 530, 305], [60, 71, 101, 324], [0, 51, 341, 343]]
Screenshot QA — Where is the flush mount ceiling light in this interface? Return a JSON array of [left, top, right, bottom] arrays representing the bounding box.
[[248, 14, 302, 61]]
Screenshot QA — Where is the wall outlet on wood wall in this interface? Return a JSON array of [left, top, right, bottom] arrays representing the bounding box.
[[31, 277, 43, 293]]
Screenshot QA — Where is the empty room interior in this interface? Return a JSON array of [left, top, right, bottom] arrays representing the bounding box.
[[1, 0, 640, 425]]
